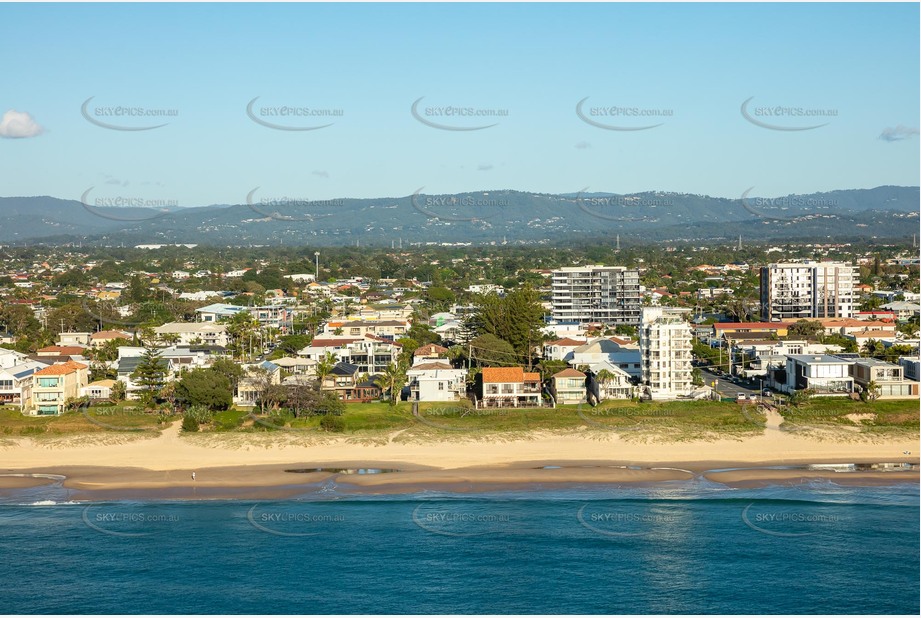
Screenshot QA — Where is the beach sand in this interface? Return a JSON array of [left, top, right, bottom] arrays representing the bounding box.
[[1, 420, 917, 499]]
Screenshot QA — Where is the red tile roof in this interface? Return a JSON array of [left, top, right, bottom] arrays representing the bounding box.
[[714, 322, 792, 330], [37, 345, 86, 355], [34, 360, 87, 376], [545, 338, 585, 347], [414, 344, 449, 356], [482, 367, 525, 383]]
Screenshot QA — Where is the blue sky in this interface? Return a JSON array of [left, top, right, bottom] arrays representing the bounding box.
[[1, 2, 918, 207]]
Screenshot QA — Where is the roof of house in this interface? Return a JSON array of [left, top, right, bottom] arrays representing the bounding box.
[[713, 322, 792, 330], [38, 345, 87, 355], [330, 362, 360, 376], [91, 330, 131, 340], [552, 368, 586, 378], [154, 322, 227, 333], [309, 337, 363, 348], [410, 361, 454, 371], [34, 360, 87, 376], [85, 379, 117, 388], [545, 337, 585, 347], [481, 367, 541, 383], [787, 354, 854, 365], [414, 344, 449, 356]]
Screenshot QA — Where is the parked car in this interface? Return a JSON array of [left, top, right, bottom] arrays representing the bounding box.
[[762, 389, 772, 397], [737, 393, 747, 401]]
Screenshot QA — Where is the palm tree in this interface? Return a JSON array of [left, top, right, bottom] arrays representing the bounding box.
[[315, 352, 336, 386], [374, 362, 406, 406], [862, 380, 880, 402]]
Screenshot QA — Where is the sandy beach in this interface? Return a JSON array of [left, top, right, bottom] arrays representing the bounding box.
[[0, 418, 917, 499]]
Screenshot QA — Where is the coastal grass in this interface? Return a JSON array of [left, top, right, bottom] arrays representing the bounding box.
[[779, 398, 919, 434], [0, 405, 164, 436]]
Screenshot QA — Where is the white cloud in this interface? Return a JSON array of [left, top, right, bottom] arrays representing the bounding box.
[[0, 109, 44, 138]]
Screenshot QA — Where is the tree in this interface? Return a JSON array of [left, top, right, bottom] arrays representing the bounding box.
[[131, 347, 167, 406], [469, 333, 518, 367], [176, 368, 233, 411], [469, 287, 544, 361], [789, 388, 815, 407], [111, 379, 127, 402], [374, 362, 406, 406], [225, 311, 261, 360], [860, 380, 879, 402], [787, 319, 824, 341], [315, 352, 337, 384], [210, 357, 244, 390], [277, 333, 312, 355]]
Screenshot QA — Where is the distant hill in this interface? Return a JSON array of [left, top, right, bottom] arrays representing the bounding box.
[[0, 186, 917, 246]]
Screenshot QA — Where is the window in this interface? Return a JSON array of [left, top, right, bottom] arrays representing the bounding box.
[[38, 377, 60, 388], [0, 380, 12, 390], [438, 382, 444, 390]]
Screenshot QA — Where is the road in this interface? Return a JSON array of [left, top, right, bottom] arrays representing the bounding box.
[[698, 367, 765, 400]]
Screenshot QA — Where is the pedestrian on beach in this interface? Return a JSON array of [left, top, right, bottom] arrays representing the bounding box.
[[192, 472, 196, 481]]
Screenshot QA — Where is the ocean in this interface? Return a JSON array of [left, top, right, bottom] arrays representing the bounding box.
[[0, 480, 918, 614]]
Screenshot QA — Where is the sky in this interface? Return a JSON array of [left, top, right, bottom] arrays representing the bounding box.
[[1, 1, 918, 208]]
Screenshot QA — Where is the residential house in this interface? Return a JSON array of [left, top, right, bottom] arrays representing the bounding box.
[[79, 379, 117, 400], [30, 360, 89, 415], [897, 356, 920, 381], [90, 330, 131, 348], [569, 338, 642, 379], [234, 361, 282, 406], [272, 356, 317, 377], [781, 355, 855, 396], [542, 337, 587, 362], [153, 322, 230, 347], [550, 368, 586, 404], [881, 301, 921, 322], [413, 344, 449, 362], [713, 322, 791, 340], [0, 361, 47, 410], [478, 367, 542, 408], [57, 332, 92, 346], [320, 362, 380, 402], [322, 319, 409, 340], [406, 361, 467, 402], [583, 361, 634, 401], [850, 358, 919, 399]]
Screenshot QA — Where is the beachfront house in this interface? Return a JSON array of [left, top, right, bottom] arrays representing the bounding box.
[[850, 358, 919, 399], [478, 367, 542, 408], [781, 355, 855, 397], [406, 361, 467, 402], [30, 360, 89, 415], [550, 368, 587, 404]]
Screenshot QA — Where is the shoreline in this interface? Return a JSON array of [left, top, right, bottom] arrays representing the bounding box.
[[1, 459, 917, 501], [1, 420, 918, 500]]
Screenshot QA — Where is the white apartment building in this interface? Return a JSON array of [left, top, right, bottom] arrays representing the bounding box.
[[551, 265, 642, 325], [153, 322, 230, 347], [639, 307, 693, 400], [760, 261, 856, 321]]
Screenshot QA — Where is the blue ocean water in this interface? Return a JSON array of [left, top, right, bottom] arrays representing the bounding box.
[[0, 480, 917, 614]]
